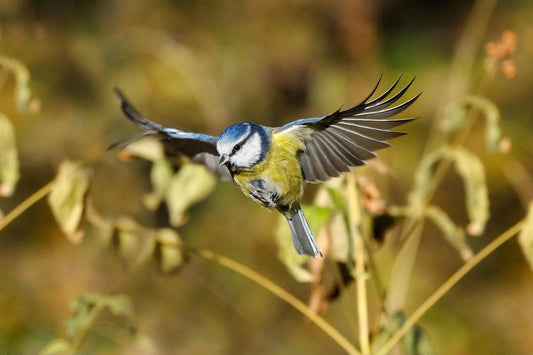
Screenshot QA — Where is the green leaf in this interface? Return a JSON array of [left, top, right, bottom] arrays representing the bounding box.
[[425, 205, 473, 261], [302, 204, 333, 235], [48, 160, 91, 238], [166, 163, 216, 227], [468, 96, 502, 152], [155, 228, 186, 273], [39, 338, 73, 355], [106, 294, 136, 324], [452, 147, 489, 236], [143, 159, 174, 210], [0, 113, 19, 197], [395, 312, 434, 355], [441, 101, 468, 132], [372, 312, 433, 355], [112, 216, 156, 267], [0, 56, 32, 112], [66, 293, 103, 339], [441, 96, 504, 152], [518, 201, 533, 272], [327, 212, 351, 261]]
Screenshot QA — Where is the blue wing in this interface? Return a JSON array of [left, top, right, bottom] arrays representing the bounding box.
[[111, 89, 232, 180], [276, 74, 420, 183]]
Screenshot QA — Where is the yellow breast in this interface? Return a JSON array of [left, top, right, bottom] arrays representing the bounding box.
[[233, 131, 305, 208]]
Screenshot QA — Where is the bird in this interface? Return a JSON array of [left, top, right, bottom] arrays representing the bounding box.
[[111, 74, 419, 258]]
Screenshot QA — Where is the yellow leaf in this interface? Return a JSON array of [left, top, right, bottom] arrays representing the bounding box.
[[155, 228, 186, 273], [39, 338, 73, 355], [48, 160, 91, 237], [112, 216, 156, 267], [123, 137, 164, 162], [425, 205, 473, 261], [0, 113, 19, 197], [0, 56, 32, 112], [453, 147, 489, 236], [143, 159, 173, 210], [166, 164, 216, 227], [518, 202, 533, 272]]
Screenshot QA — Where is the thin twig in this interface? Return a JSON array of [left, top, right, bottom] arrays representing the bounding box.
[[68, 297, 108, 355], [376, 219, 524, 355], [346, 173, 370, 354], [195, 248, 361, 355], [0, 181, 55, 232]]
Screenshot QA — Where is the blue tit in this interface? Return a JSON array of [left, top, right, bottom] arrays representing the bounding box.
[[111, 74, 419, 258]]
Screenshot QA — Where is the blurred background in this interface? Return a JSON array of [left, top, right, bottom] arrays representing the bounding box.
[[1, 0, 533, 354]]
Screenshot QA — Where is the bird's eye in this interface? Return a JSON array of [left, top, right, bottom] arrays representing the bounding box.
[[232, 144, 241, 154]]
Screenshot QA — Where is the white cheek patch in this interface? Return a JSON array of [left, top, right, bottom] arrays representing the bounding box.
[[232, 132, 263, 168]]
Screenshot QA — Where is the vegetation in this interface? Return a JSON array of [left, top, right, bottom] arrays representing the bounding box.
[[1, 1, 532, 354]]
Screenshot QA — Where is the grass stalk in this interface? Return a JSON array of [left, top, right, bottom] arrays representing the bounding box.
[[0, 181, 55, 232], [196, 248, 360, 355], [346, 173, 370, 354], [376, 220, 524, 355]]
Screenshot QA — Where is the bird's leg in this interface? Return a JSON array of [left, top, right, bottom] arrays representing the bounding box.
[[248, 179, 280, 208]]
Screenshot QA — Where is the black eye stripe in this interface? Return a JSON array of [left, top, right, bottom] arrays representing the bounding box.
[[231, 142, 242, 154]]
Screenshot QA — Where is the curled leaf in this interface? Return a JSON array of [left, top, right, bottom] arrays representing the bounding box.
[[143, 159, 173, 210], [425, 205, 473, 261], [155, 228, 186, 273], [66, 293, 103, 339], [112, 216, 156, 267], [518, 201, 533, 272], [442, 96, 504, 152], [408, 147, 449, 209], [0, 56, 32, 112], [452, 147, 489, 236], [48, 160, 91, 238], [470, 96, 503, 152], [39, 338, 73, 355], [106, 294, 136, 325], [441, 101, 468, 132], [166, 163, 216, 227], [0, 113, 19, 197]]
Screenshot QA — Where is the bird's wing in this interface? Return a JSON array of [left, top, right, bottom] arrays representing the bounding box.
[[111, 88, 232, 180], [275, 74, 420, 183]]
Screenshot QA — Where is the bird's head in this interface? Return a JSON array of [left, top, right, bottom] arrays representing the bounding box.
[[217, 123, 271, 170]]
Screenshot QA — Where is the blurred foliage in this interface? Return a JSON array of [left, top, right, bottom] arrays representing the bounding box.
[[1, 0, 533, 355]]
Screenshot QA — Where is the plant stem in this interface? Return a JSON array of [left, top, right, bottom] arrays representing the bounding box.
[[0, 181, 55, 232], [376, 220, 524, 355], [68, 297, 108, 355], [196, 248, 360, 355], [346, 174, 370, 355]]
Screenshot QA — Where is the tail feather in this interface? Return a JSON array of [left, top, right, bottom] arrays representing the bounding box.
[[284, 206, 322, 258]]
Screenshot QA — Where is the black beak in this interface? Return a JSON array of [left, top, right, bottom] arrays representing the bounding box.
[[219, 154, 229, 166]]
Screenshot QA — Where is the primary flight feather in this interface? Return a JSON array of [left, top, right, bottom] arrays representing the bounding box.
[[112, 74, 419, 257]]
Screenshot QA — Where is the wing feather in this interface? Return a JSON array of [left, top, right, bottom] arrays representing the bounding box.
[[276, 75, 419, 183], [111, 88, 231, 180]]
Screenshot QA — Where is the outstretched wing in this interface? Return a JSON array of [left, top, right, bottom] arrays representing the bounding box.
[[276, 74, 420, 183], [111, 88, 231, 180]]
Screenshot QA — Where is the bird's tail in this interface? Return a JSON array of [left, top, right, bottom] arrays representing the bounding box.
[[283, 205, 322, 258]]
